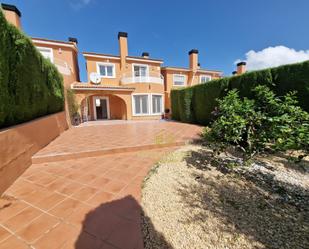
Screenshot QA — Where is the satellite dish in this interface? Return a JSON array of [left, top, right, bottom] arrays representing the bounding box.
[[90, 72, 101, 84]]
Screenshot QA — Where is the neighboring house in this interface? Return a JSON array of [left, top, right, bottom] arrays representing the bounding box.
[[31, 37, 81, 123], [2, 3, 226, 123], [71, 32, 165, 121], [2, 3, 80, 124], [161, 49, 223, 111], [1, 4, 80, 90], [32, 37, 80, 89]]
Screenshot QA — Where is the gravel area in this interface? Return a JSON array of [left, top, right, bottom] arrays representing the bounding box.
[[141, 145, 309, 249]]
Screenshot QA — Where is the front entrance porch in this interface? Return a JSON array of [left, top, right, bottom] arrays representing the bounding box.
[[71, 82, 135, 122], [71, 83, 134, 122], [83, 94, 127, 121], [71, 83, 165, 123]]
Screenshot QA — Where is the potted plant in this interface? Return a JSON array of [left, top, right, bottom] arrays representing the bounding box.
[[164, 108, 170, 120]]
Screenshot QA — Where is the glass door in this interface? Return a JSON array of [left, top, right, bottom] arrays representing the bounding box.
[[95, 98, 108, 120], [133, 65, 148, 78]]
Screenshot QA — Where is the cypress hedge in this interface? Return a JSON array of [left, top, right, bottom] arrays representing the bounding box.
[[170, 90, 180, 121], [178, 87, 195, 123], [171, 61, 309, 125], [0, 9, 64, 129]]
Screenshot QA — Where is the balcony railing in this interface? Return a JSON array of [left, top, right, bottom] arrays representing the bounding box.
[[121, 72, 164, 84]]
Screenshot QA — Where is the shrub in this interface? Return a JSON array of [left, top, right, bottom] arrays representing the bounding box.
[[0, 9, 64, 128], [66, 89, 79, 123], [204, 85, 309, 160]]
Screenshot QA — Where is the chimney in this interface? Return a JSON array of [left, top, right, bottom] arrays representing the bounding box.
[[232, 71, 237, 76], [118, 32, 128, 71], [68, 37, 78, 44], [237, 62, 247, 75], [197, 62, 201, 69], [1, 3, 22, 29], [142, 52, 149, 58], [189, 49, 198, 72]]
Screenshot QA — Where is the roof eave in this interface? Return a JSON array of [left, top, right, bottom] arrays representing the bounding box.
[[32, 37, 77, 51]]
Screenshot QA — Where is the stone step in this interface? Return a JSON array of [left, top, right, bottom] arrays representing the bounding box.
[[32, 141, 185, 164]]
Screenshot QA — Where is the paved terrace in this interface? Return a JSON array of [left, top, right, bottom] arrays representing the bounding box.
[[33, 120, 202, 163], [0, 121, 202, 249]]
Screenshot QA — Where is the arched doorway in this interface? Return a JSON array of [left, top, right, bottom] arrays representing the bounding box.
[[80, 94, 127, 121]]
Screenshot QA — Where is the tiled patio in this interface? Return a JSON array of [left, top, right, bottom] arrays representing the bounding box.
[[33, 120, 202, 163], [0, 121, 202, 249]]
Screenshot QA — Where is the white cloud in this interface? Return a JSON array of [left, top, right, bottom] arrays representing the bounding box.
[[235, 46, 309, 71], [70, 0, 92, 10]]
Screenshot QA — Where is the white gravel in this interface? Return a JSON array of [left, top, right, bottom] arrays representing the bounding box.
[[141, 145, 309, 249]]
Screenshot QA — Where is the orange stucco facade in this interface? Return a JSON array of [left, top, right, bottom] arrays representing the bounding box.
[[31, 38, 80, 89], [75, 37, 223, 121], [72, 32, 165, 121], [2, 3, 223, 123], [161, 50, 222, 110]]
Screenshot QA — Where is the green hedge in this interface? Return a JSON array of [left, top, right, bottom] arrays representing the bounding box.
[[178, 87, 195, 123], [0, 9, 64, 128], [193, 77, 229, 124], [171, 61, 309, 125], [170, 90, 180, 121]]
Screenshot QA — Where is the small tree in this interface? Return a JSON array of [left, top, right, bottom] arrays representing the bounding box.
[[66, 89, 80, 125], [204, 85, 309, 161]]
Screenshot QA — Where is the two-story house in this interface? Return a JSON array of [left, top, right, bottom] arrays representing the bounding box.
[[161, 49, 223, 111], [2, 3, 224, 123], [71, 32, 165, 121], [71, 37, 223, 121]]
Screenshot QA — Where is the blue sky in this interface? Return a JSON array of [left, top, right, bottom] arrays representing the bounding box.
[[5, 0, 309, 81]]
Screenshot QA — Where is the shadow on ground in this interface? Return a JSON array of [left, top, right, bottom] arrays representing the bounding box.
[[179, 148, 309, 249], [272, 152, 309, 174], [75, 195, 172, 249]]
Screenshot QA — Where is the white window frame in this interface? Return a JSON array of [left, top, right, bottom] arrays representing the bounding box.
[[199, 75, 212, 83], [150, 93, 164, 115], [173, 74, 186, 86], [92, 96, 110, 120], [131, 93, 164, 116], [37, 46, 54, 63], [96, 62, 116, 78], [132, 93, 150, 116], [132, 63, 149, 79]]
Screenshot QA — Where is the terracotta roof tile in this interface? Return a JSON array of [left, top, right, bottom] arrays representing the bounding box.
[[71, 82, 135, 91]]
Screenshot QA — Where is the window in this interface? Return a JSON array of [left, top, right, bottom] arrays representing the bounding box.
[[97, 63, 115, 78], [132, 94, 164, 116], [37, 47, 53, 62], [173, 74, 186, 86], [133, 95, 149, 115], [133, 64, 148, 77], [152, 95, 162, 114], [200, 75, 212, 83]]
